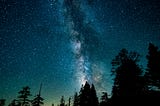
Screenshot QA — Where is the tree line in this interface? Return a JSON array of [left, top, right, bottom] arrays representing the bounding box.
[[0, 85, 43, 106], [1, 43, 160, 106]]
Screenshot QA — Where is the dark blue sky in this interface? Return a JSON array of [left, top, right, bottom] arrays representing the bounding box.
[[0, 0, 160, 105]]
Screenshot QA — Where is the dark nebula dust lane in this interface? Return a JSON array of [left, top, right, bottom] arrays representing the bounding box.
[[63, 0, 106, 91]]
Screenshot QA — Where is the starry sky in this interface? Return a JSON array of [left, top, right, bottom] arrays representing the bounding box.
[[0, 0, 160, 105]]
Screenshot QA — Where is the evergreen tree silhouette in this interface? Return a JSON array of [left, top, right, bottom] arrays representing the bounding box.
[[0, 99, 5, 106], [73, 92, 79, 106], [59, 96, 65, 106], [145, 43, 160, 90], [111, 49, 144, 97], [17, 86, 31, 106], [78, 84, 83, 106], [68, 97, 71, 106], [8, 99, 19, 106], [32, 84, 44, 106], [32, 95, 44, 106], [90, 84, 99, 106], [79, 81, 91, 106], [79, 81, 98, 106], [99, 92, 108, 106]]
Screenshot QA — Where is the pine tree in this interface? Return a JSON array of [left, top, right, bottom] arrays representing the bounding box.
[[17, 86, 31, 106], [8, 100, 16, 106], [32, 84, 44, 106], [99, 92, 108, 106], [73, 92, 79, 106], [0, 99, 5, 106], [60, 96, 65, 106], [90, 84, 99, 106], [32, 95, 44, 106], [79, 81, 91, 106], [79, 81, 98, 106], [68, 97, 71, 106], [78, 85, 83, 106], [145, 43, 160, 90], [111, 49, 144, 97]]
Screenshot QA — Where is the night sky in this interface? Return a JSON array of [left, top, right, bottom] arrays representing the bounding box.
[[0, 0, 160, 105]]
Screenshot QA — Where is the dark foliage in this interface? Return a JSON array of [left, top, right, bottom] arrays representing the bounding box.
[[32, 84, 44, 106], [0, 99, 5, 106], [73, 92, 78, 106], [111, 49, 144, 97], [145, 43, 160, 89], [2, 43, 160, 106], [8, 100, 18, 106], [99, 92, 108, 106], [79, 81, 99, 106], [59, 96, 65, 106], [32, 94, 44, 106], [17, 86, 31, 106], [109, 45, 160, 105]]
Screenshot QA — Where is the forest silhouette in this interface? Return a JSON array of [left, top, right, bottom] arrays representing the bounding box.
[[1, 43, 160, 106]]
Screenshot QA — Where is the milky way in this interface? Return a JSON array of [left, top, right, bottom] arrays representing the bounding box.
[[62, 0, 106, 91]]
